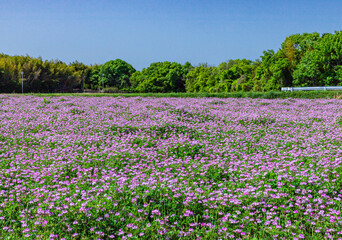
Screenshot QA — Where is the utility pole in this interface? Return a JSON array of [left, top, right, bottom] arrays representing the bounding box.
[[21, 71, 24, 94]]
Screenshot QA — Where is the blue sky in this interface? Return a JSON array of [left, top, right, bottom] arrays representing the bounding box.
[[0, 0, 341, 70]]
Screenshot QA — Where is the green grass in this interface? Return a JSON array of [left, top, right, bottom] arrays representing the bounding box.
[[3, 90, 342, 99]]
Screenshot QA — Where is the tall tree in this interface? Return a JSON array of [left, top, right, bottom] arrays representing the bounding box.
[[131, 62, 190, 93], [99, 59, 136, 90]]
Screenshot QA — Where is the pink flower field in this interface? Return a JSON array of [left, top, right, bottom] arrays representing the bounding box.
[[1, 96, 342, 239]]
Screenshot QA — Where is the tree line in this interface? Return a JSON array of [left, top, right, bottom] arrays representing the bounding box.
[[1, 31, 342, 93]]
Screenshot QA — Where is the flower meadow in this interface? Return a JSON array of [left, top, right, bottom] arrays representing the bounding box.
[[1, 96, 342, 240]]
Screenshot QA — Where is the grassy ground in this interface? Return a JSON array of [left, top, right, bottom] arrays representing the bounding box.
[[3, 91, 342, 99]]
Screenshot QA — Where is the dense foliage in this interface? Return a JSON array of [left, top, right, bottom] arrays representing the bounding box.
[[186, 60, 256, 93], [130, 62, 192, 93], [1, 31, 342, 93], [0, 54, 90, 93], [89, 59, 136, 91], [1, 96, 342, 239]]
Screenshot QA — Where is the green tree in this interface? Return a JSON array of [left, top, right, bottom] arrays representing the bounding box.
[[186, 64, 219, 92], [88, 65, 101, 90], [253, 50, 292, 91], [0, 54, 86, 93], [293, 31, 342, 86], [186, 59, 256, 93], [131, 62, 190, 93], [222, 59, 255, 92], [97, 59, 136, 90]]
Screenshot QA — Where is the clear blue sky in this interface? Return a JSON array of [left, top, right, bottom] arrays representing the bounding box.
[[1, 0, 341, 70]]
